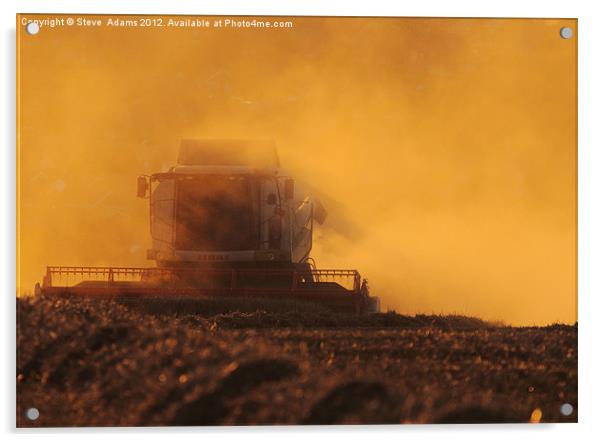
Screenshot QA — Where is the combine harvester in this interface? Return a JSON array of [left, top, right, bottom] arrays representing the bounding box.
[[37, 140, 380, 313]]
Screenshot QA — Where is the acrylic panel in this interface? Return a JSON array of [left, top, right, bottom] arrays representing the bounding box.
[[16, 14, 577, 426]]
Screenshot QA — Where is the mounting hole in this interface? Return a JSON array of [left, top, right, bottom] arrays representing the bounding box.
[[25, 22, 40, 35], [25, 407, 39, 421], [559, 27, 573, 39], [560, 403, 574, 416]]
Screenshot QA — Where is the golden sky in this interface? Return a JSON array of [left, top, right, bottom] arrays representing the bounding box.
[[17, 15, 577, 325]]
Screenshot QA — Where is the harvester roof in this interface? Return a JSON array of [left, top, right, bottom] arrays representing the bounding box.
[[178, 139, 280, 169]]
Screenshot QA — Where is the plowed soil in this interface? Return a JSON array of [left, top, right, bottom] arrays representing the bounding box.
[[16, 296, 577, 426]]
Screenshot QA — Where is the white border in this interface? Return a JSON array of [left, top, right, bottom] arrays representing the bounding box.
[[3, 0, 601, 440]]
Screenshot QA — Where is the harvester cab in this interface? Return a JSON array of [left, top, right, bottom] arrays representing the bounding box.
[[139, 139, 319, 272], [38, 139, 380, 314]]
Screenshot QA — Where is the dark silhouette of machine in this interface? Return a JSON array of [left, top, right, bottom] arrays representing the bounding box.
[[38, 140, 380, 313]]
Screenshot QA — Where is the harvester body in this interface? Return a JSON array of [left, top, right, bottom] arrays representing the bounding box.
[[38, 140, 380, 313], [146, 139, 315, 269]]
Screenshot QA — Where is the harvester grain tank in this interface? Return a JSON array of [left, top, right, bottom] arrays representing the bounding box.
[[38, 140, 380, 313]]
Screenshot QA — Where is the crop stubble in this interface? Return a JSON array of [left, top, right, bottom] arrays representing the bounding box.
[[16, 296, 577, 426]]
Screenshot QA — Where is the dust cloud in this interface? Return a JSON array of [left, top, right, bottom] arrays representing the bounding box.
[[17, 16, 576, 325]]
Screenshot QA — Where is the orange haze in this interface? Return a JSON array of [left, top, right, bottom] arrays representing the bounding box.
[[17, 15, 577, 325]]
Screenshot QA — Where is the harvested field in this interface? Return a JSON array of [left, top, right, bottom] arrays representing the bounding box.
[[16, 296, 577, 426]]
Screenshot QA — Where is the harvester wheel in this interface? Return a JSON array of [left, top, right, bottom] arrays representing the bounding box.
[[296, 262, 315, 283]]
